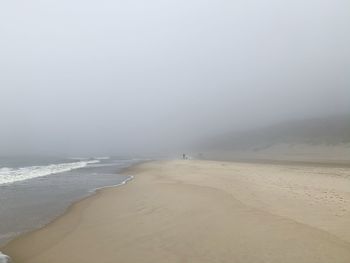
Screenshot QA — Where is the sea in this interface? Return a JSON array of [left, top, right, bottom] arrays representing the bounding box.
[[0, 155, 142, 259]]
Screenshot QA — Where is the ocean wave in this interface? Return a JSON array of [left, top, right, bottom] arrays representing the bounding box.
[[95, 156, 110, 160], [89, 175, 134, 193], [0, 160, 100, 185], [0, 252, 11, 263]]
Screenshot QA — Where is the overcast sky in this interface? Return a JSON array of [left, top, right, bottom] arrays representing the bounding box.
[[1, 0, 349, 156]]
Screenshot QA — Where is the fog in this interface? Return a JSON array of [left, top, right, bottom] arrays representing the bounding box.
[[1, 0, 349, 156]]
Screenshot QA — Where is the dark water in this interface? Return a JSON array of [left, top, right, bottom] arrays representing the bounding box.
[[0, 157, 141, 247]]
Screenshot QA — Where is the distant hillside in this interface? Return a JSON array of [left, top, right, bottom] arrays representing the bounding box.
[[197, 115, 350, 163]]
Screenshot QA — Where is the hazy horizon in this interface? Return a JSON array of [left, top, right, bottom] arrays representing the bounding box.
[[1, 0, 349, 156]]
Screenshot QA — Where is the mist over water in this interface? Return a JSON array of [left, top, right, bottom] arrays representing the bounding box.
[[1, 0, 349, 156], [0, 3, 349, 262]]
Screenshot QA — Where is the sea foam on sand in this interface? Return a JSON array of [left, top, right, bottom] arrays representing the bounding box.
[[0, 252, 11, 263]]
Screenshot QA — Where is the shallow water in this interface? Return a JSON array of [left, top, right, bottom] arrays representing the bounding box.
[[0, 157, 140, 246]]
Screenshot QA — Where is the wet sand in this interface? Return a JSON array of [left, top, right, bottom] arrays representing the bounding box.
[[3, 160, 350, 263]]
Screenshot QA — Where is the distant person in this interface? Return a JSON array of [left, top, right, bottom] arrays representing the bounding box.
[[183, 153, 186, 160]]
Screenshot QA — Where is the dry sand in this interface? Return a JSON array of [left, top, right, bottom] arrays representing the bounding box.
[[3, 160, 350, 263], [203, 143, 350, 164]]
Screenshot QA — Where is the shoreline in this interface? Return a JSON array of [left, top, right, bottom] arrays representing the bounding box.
[[0, 162, 146, 260], [3, 160, 350, 263], [0, 175, 134, 262], [0, 162, 144, 262]]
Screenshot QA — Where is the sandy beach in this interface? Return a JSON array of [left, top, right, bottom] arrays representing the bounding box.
[[3, 160, 350, 263]]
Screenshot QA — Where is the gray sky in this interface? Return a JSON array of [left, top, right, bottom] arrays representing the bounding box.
[[1, 0, 349, 156]]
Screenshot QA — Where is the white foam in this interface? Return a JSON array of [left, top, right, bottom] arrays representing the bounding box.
[[89, 175, 134, 193], [0, 160, 100, 185], [0, 252, 11, 263]]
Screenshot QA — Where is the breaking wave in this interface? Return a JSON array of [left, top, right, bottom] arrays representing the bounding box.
[[0, 252, 11, 263], [0, 160, 100, 185]]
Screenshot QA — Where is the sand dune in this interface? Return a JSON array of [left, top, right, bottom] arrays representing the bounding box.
[[3, 160, 350, 263], [199, 115, 350, 164]]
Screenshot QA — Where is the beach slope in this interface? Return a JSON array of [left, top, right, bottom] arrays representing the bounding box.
[[3, 160, 350, 263]]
